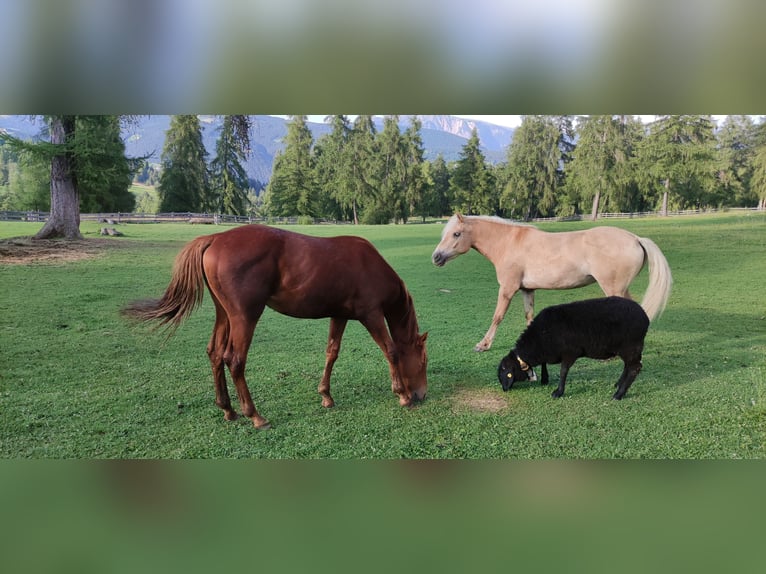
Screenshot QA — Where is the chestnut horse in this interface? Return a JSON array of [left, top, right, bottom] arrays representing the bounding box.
[[124, 224, 428, 429], [432, 214, 672, 352]]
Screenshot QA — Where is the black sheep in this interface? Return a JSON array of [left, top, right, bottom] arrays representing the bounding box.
[[497, 296, 650, 400]]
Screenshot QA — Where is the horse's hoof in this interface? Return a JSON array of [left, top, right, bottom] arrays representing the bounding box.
[[321, 398, 335, 408], [253, 419, 272, 430], [474, 343, 490, 353], [224, 411, 239, 421]]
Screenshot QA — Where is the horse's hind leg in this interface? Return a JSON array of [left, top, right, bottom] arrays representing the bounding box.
[[207, 301, 237, 421], [318, 318, 348, 408], [224, 307, 271, 429]]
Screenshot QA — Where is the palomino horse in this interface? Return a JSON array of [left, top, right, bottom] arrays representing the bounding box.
[[124, 224, 428, 429], [432, 214, 672, 352]]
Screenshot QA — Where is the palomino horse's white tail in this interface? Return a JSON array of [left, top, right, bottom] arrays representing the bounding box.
[[636, 237, 672, 321]]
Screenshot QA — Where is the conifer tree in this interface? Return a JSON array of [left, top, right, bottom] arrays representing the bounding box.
[[451, 128, 492, 215], [566, 115, 643, 219], [265, 115, 315, 217], [209, 115, 250, 215], [158, 115, 209, 213], [346, 115, 377, 224], [402, 116, 427, 223], [77, 115, 136, 213], [368, 115, 405, 224], [639, 115, 717, 214], [716, 115, 757, 207], [313, 115, 352, 220], [2, 115, 139, 238]]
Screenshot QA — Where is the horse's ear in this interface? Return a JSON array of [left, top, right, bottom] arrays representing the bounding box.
[[456, 213, 464, 223], [420, 332, 429, 343]]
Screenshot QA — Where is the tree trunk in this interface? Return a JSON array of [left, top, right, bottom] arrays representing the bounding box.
[[661, 178, 670, 216], [590, 190, 601, 221], [34, 116, 83, 240]]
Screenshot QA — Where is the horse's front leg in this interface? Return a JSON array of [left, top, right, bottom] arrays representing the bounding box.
[[318, 318, 348, 408], [360, 313, 409, 406], [475, 287, 517, 352]]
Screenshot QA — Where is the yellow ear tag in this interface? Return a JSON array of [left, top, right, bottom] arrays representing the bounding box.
[[507, 373, 513, 378]]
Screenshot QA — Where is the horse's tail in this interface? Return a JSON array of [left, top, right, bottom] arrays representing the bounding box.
[[637, 236, 673, 321], [122, 234, 216, 331]]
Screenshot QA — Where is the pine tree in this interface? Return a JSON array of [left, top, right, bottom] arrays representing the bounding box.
[[313, 115, 352, 220], [451, 128, 492, 215], [501, 116, 560, 220], [402, 116, 427, 223], [264, 115, 315, 217], [346, 115, 378, 224], [716, 115, 757, 207], [566, 115, 643, 219], [158, 115, 209, 213], [367, 115, 406, 224], [429, 153, 452, 216], [639, 115, 718, 214], [2, 115, 140, 238], [76, 115, 136, 213], [209, 115, 251, 216]]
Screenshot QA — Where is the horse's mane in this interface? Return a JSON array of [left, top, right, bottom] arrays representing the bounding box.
[[386, 282, 421, 345], [464, 214, 535, 228]]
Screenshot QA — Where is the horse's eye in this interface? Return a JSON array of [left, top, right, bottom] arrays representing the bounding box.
[[453, 232, 461, 238]]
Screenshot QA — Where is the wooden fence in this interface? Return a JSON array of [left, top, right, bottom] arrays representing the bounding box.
[[0, 207, 762, 225]]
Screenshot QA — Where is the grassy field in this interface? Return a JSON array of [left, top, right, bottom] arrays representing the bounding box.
[[1, 213, 764, 458]]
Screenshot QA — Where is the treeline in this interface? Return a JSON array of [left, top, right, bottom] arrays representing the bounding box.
[[3, 115, 765, 220], [266, 114, 766, 222]]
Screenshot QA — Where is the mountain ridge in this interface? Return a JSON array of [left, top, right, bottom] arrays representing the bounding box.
[[0, 114, 514, 186]]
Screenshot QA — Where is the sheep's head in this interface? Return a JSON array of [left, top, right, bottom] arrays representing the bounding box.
[[497, 351, 536, 391]]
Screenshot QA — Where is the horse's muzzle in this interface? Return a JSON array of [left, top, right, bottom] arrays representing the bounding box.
[[432, 251, 447, 267]]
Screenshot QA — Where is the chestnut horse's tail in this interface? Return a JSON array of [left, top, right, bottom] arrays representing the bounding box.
[[122, 234, 216, 330], [637, 236, 673, 322]]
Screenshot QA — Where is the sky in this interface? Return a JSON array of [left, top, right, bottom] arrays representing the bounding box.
[[294, 115, 736, 129], [287, 115, 525, 127]]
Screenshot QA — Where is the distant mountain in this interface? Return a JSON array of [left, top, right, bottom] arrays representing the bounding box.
[[0, 114, 514, 186]]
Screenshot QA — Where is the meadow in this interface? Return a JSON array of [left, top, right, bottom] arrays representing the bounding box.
[[1, 213, 764, 458]]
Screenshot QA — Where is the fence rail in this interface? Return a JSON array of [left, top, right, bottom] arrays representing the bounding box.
[[0, 207, 762, 225]]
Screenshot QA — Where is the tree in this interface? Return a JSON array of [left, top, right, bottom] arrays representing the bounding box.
[[566, 115, 644, 219], [451, 128, 493, 215], [402, 117, 428, 223], [639, 115, 718, 214], [209, 115, 251, 216], [264, 115, 315, 217], [158, 115, 209, 213], [77, 115, 136, 213], [716, 115, 757, 207], [367, 115, 405, 224], [313, 115, 352, 220], [501, 115, 561, 220], [0, 146, 50, 211], [2, 115, 146, 239], [429, 153, 452, 217], [346, 115, 378, 224], [33, 116, 82, 239]]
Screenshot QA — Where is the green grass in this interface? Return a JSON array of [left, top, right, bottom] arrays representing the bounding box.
[[1, 213, 765, 458]]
